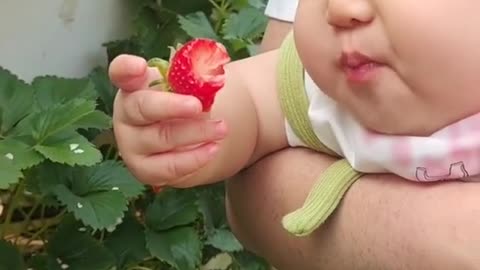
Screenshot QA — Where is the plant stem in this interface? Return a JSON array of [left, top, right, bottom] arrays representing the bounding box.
[[105, 145, 114, 160], [99, 230, 105, 241], [26, 208, 66, 247], [209, 0, 222, 12], [210, 0, 230, 34], [128, 266, 152, 270], [16, 199, 42, 245], [1, 182, 24, 238]]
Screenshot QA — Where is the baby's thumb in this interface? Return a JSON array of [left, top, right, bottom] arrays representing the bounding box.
[[109, 54, 150, 92]]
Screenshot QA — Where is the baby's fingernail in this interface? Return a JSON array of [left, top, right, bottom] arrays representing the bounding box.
[[128, 56, 147, 77]]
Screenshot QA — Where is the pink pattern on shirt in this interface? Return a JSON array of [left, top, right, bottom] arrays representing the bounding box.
[[362, 112, 480, 182], [409, 113, 480, 182], [391, 137, 413, 169]]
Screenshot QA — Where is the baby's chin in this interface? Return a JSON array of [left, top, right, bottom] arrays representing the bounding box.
[[361, 114, 442, 137]]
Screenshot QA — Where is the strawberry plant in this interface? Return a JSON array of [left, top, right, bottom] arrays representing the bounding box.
[[104, 0, 268, 61], [0, 0, 270, 269]]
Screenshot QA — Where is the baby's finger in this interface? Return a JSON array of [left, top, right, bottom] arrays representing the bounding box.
[[127, 143, 220, 186], [109, 54, 161, 92], [133, 119, 228, 154], [114, 90, 202, 126]]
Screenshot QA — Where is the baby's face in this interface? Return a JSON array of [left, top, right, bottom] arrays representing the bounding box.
[[294, 0, 480, 136]]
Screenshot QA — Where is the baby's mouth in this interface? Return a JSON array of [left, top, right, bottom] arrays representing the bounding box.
[[339, 52, 384, 84]]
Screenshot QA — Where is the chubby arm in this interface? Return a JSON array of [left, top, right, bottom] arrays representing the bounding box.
[[111, 49, 289, 189], [260, 18, 293, 52], [195, 49, 289, 185]]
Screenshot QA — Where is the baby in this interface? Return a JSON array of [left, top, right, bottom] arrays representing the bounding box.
[[110, 0, 480, 236]]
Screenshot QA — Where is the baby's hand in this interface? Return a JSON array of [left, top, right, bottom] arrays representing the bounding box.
[[109, 54, 228, 190]]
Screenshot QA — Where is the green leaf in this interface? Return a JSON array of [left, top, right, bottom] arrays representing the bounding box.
[[161, 0, 211, 15], [40, 161, 141, 230], [47, 216, 116, 270], [61, 160, 144, 199], [34, 131, 102, 166], [145, 227, 202, 270], [32, 76, 97, 110], [0, 159, 22, 189], [0, 240, 25, 270], [178, 12, 220, 40], [247, 43, 260, 56], [53, 184, 127, 231], [247, 0, 267, 9], [197, 184, 227, 233], [26, 254, 50, 270], [0, 67, 34, 136], [24, 161, 71, 196], [134, 7, 187, 59], [223, 7, 268, 40], [227, 38, 249, 52], [206, 229, 243, 252], [73, 110, 112, 130], [27, 160, 142, 206], [87, 160, 144, 199], [88, 66, 118, 115], [228, 0, 250, 10], [126, 0, 153, 19], [103, 38, 142, 63], [104, 213, 149, 269], [0, 137, 44, 170], [25, 161, 134, 229], [13, 99, 96, 140], [145, 188, 199, 231], [231, 251, 270, 270]]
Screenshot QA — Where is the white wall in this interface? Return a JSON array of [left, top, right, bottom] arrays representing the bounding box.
[[0, 0, 132, 82]]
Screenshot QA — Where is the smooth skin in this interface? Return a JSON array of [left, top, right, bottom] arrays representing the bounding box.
[[260, 18, 294, 52], [227, 5, 480, 270]]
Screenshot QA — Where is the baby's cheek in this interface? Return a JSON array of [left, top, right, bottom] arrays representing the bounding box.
[[293, 6, 338, 92], [439, 87, 480, 127], [465, 88, 480, 102]]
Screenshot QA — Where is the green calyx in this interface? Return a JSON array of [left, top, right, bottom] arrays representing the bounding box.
[[147, 43, 183, 91], [147, 57, 171, 91]]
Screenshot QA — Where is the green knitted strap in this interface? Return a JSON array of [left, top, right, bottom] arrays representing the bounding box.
[[282, 159, 363, 236], [277, 32, 337, 157], [277, 32, 364, 236]]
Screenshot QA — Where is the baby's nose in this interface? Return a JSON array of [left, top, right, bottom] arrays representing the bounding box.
[[326, 0, 374, 29]]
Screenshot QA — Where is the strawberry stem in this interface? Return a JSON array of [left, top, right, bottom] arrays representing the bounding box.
[[148, 79, 163, 87], [147, 57, 170, 80]]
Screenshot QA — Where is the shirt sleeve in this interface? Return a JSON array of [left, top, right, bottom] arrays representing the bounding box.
[[264, 0, 299, 22]]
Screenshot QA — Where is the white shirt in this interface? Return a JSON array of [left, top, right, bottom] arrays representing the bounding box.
[[285, 71, 480, 182], [265, 0, 298, 22]]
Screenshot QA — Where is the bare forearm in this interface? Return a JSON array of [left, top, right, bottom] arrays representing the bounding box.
[[198, 64, 260, 183], [226, 148, 480, 269], [260, 18, 294, 52]]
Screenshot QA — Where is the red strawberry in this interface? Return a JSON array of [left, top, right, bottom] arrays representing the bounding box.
[[168, 39, 230, 112], [149, 39, 231, 112]]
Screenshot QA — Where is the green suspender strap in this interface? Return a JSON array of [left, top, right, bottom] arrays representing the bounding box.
[[277, 32, 365, 236]]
